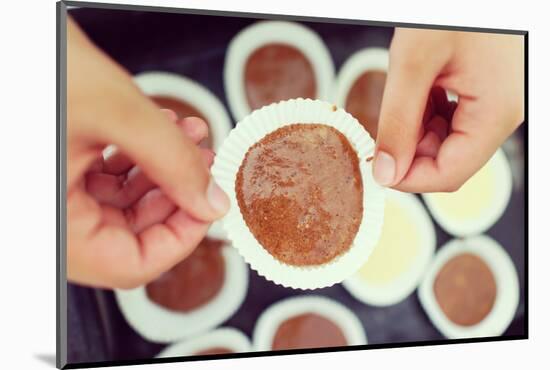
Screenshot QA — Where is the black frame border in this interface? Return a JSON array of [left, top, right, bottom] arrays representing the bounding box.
[[56, 1, 529, 369]]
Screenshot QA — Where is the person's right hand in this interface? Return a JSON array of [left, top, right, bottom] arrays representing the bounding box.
[[67, 17, 229, 289], [373, 28, 524, 192]]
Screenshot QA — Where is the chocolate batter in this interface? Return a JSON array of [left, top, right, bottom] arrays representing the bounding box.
[[272, 313, 348, 350], [146, 238, 225, 312], [434, 253, 497, 326], [244, 44, 316, 110], [194, 347, 233, 356], [345, 71, 387, 138], [151, 95, 212, 148], [235, 124, 363, 266]]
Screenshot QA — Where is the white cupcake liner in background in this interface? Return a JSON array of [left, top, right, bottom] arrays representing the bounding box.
[[224, 21, 335, 122], [211, 98, 385, 290], [253, 295, 367, 351], [343, 190, 436, 306], [156, 328, 251, 358], [133, 71, 232, 239], [418, 235, 519, 339], [422, 148, 512, 237], [334, 47, 389, 108], [134, 71, 232, 152], [114, 243, 249, 343]]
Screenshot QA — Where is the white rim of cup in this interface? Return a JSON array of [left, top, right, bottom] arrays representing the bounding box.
[[252, 295, 367, 351], [422, 148, 513, 237], [418, 235, 519, 339], [114, 243, 249, 343], [343, 189, 436, 306], [211, 98, 385, 290], [133, 71, 232, 152], [224, 20, 335, 122], [334, 47, 389, 109], [133, 71, 232, 240], [156, 328, 252, 358]]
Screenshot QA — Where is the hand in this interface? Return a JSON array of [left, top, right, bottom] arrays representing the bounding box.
[[66, 17, 229, 289], [373, 28, 524, 192]]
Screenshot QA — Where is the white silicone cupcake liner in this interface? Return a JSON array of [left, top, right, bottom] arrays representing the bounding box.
[[334, 47, 389, 108], [253, 295, 367, 351], [418, 235, 519, 339], [422, 148, 512, 237], [133, 71, 232, 152], [156, 328, 252, 358], [133, 71, 232, 240], [211, 98, 385, 290], [343, 189, 436, 306], [114, 243, 249, 343], [224, 21, 335, 122]]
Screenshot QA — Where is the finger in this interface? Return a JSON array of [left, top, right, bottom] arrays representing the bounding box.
[[88, 160, 103, 174], [102, 146, 134, 175], [160, 108, 178, 122], [373, 29, 452, 187], [98, 188, 186, 236], [125, 188, 177, 233], [178, 117, 209, 143], [88, 115, 211, 208], [100, 204, 128, 228], [86, 166, 155, 208], [137, 210, 210, 282], [416, 131, 442, 159], [87, 147, 216, 208], [393, 101, 507, 193], [425, 115, 449, 141]]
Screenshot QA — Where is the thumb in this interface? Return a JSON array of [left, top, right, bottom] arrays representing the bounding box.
[[373, 28, 450, 187]]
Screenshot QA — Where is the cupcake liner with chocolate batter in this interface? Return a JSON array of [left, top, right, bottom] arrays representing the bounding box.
[[418, 235, 519, 339], [211, 98, 385, 290], [114, 242, 249, 343], [335, 48, 389, 140], [224, 21, 335, 122], [235, 124, 364, 267], [252, 296, 366, 351]]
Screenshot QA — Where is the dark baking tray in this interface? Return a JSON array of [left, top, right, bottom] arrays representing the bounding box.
[[66, 7, 526, 365]]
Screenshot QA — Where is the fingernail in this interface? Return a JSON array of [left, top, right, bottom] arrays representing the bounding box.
[[206, 178, 230, 215], [373, 151, 396, 186]]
